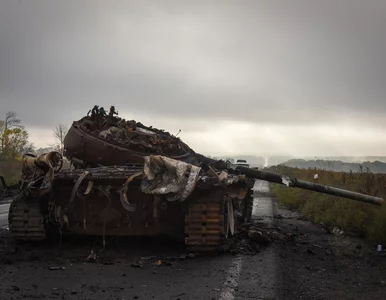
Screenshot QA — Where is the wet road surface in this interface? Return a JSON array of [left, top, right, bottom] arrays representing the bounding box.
[[0, 202, 10, 228], [0, 181, 279, 300]]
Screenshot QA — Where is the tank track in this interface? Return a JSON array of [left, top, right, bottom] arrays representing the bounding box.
[[8, 194, 46, 241], [244, 188, 254, 222], [184, 186, 254, 252], [184, 199, 227, 252]]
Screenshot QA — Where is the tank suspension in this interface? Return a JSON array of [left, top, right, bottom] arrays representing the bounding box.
[[94, 185, 113, 250], [68, 171, 93, 211], [118, 172, 142, 212]]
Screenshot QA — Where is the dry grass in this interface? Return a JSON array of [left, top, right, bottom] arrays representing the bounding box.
[[0, 159, 22, 185], [266, 165, 386, 243]]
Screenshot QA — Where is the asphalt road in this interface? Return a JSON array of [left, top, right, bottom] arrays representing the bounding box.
[[0, 181, 280, 300], [0, 201, 10, 228], [217, 180, 278, 300]]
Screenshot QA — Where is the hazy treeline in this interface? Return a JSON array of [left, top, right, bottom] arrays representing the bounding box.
[[204, 155, 294, 168], [281, 159, 386, 174]]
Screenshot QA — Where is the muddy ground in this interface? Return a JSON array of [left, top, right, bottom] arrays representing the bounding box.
[[0, 192, 385, 299], [273, 201, 386, 300]]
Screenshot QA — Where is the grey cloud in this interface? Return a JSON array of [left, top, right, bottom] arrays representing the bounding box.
[[1, 0, 386, 131]]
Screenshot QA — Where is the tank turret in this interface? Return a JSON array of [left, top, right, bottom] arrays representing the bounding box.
[[63, 105, 207, 168]]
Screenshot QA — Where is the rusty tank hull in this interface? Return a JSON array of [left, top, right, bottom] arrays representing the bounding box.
[[63, 106, 207, 168], [8, 151, 383, 252], [8, 153, 254, 251]]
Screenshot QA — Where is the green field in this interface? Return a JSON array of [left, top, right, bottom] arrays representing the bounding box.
[[266, 165, 386, 243], [0, 159, 21, 185]]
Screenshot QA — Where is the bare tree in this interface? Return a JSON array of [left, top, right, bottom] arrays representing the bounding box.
[[22, 142, 35, 154], [5, 111, 23, 129], [53, 124, 69, 155]]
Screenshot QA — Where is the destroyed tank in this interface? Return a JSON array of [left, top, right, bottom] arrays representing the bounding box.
[[63, 105, 212, 168], [6, 106, 384, 251], [8, 151, 255, 251]]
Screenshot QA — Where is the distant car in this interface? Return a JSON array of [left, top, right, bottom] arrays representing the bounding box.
[[235, 159, 250, 168]]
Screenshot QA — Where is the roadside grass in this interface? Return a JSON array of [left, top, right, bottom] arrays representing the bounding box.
[[267, 165, 386, 243]]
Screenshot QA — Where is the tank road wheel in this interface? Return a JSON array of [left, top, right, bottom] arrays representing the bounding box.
[[223, 197, 236, 239], [8, 194, 46, 241], [185, 198, 236, 252], [185, 202, 225, 252], [243, 188, 254, 222], [235, 188, 253, 223]]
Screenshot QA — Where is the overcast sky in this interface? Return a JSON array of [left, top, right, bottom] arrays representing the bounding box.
[[1, 0, 386, 157]]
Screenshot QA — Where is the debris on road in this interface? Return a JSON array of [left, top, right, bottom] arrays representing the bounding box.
[[248, 230, 272, 245], [140, 256, 156, 260], [49, 266, 66, 271], [131, 261, 143, 268], [85, 250, 97, 263], [223, 220, 304, 255]]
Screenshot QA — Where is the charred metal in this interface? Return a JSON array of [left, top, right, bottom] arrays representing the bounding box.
[[9, 150, 254, 251], [63, 105, 209, 168]]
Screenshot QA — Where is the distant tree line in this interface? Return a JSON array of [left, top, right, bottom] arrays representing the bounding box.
[[281, 159, 386, 174]]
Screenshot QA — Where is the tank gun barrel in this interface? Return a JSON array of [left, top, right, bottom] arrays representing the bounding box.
[[224, 163, 383, 206]]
